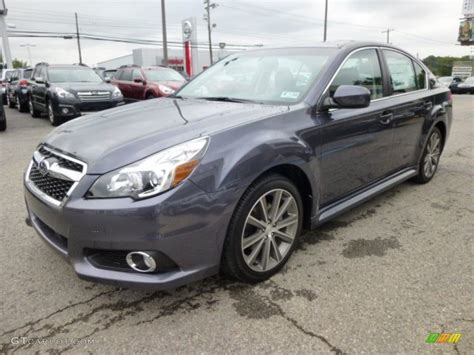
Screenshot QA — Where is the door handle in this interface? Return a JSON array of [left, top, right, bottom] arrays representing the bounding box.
[[379, 111, 393, 125], [423, 101, 433, 110]]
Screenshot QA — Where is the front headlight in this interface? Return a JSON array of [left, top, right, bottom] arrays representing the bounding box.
[[55, 87, 74, 98], [87, 137, 209, 200], [112, 87, 123, 98], [158, 84, 175, 95]]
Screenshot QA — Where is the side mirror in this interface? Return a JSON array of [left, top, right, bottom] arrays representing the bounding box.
[[35, 77, 45, 84], [105, 78, 111, 83], [133, 78, 143, 83], [332, 85, 371, 109]]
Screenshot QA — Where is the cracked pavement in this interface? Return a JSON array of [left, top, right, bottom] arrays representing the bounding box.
[[0, 96, 473, 354]]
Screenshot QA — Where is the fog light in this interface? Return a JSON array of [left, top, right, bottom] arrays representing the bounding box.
[[62, 108, 69, 114], [126, 251, 157, 273]]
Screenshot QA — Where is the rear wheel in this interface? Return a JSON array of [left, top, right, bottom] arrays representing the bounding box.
[[146, 93, 156, 100], [29, 97, 41, 118], [222, 174, 303, 283], [412, 127, 442, 184], [7, 94, 15, 108], [0, 117, 6, 131], [17, 96, 28, 112]]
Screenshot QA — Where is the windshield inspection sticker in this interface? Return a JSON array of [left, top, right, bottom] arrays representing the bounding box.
[[280, 91, 300, 99]]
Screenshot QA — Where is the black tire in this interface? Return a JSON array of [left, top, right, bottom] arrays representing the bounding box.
[[221, 174, 303, 283], [2, 93, 6, 105], [412, 127, 443, 184], [146, 93, 156, 100], [29, 96, 41, 118], [17, 96, 28, 112], [46, 99, 61, 126], [0, 118, 5, 131], [7, 94, 15, 108]]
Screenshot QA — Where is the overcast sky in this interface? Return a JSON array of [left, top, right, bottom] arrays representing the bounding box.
[[3, 0, 472, 66]]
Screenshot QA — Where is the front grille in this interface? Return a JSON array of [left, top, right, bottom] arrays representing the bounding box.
[[27, 146, 86, 205], [38, 146, 84, 172], [77, 91, 110, 102], [29, 163, 74, 201]]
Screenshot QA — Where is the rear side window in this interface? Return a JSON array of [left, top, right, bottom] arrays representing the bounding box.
[[23, 69, 33, 79], [120, 69, 132, 81], [330, 49, 383, 100], [383, 50, 417, 94], [413, 62, 426, 90]]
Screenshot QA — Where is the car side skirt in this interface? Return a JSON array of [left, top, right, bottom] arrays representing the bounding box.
[[313, 167, 417, 227]]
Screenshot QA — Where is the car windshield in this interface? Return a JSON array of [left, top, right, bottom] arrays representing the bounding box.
[[48, 67, 103, 83], [464, 77, 474, 83], [145, 69, 184, 82], [176, 48, 337, 104]]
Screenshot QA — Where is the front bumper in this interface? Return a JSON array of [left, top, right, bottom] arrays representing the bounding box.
[[52, 97, 124, 118], [24, 176, 234, 289]]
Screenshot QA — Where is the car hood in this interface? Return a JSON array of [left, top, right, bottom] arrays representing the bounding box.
[[53, 82, 116, 93], [42, 98, 290, 174]]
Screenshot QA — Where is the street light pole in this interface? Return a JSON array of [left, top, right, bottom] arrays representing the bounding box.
[[204, 0, 217, 65], [75, 12, 83, 64], [161, 0, 168, 66], [323, 0, 328, 42], [0, 1, 13, 68], [382, 28, 395, 44], [20, 43, 36, 66]]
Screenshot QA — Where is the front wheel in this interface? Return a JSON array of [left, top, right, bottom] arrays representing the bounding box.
[[47, 100, 61, 126], [29, 97, 41, 118], [412, 127, 443, 184], [222, 174, 303, 283], [7, 94, 15, 108]]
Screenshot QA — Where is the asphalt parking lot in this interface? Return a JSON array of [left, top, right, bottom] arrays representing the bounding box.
[[0, 96, 473, 354]]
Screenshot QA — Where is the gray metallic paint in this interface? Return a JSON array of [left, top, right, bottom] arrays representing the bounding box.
[[24, 42, 452, 288]]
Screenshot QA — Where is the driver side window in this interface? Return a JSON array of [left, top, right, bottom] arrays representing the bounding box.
[[329, 49, 383, 100]]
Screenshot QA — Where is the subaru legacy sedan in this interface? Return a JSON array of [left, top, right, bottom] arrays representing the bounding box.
[[24, 42, 452, 289]]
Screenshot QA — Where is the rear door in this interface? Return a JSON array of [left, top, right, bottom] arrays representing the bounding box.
[[319, 48, 395, 205], [380, 49, 429, 172], [130, 69, 146, 100], [31, 66, 47, 111]]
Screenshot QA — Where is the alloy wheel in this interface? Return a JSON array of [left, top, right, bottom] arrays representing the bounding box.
[[423, 131, 441, 178], [48, 102, 55, 123], [16, 96, 21, 110], [29, 98, 34, 115], [241, 188, 299, 272]]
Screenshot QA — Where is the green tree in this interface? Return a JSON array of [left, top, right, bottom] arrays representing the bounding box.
[[423, 55, 472, 76], [12, 59, 28, 68]]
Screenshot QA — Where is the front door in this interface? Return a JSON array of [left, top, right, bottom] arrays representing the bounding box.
[[318, 48, 394, 205]]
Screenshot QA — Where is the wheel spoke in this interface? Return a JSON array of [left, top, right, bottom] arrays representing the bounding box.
[[276, 214, 298, 230], [269, 190, 283, 221], [259, 196, 269, 223], [271, 238, 282, 262], [242, 231, 266, 250], [273, 229, 294, 243], [246, 238, 265, 265], [274, 197, 292, 223], [261, 238, 271, 270], [247, 215, 267, 230]]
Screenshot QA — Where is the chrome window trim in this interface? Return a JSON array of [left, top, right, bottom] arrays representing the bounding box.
[[320, 46, 429, 110], [26, 146, 87, 207]]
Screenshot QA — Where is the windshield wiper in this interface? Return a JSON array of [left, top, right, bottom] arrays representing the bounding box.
[[197, 96, 262, 104]]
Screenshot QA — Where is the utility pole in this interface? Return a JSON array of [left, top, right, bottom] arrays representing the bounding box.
[[0, 1, 13, 68], [382, 28, 395, 44], [161, 0, 168, 66], [204, 0, 218, 65], [20, 43, 36, 66], [323, 0, 328, 42], [75, 12, 83, 64]]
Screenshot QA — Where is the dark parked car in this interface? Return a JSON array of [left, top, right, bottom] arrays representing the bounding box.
[[28, 63, 124, 126], [112, 65, 185, 101], [438, 76, 463, 94], [0, 101, 6, 131], [456, 76, 474, 94], [1, 69, 16, 105], [24, 42, 452, 289], [6, 68, 33, 111]]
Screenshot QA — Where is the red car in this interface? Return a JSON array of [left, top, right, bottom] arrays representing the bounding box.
[[111, 65, 186, 101]]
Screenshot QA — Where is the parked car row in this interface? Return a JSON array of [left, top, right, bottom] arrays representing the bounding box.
[[437, 75, 474, 94], [2, 63, 186, 126]]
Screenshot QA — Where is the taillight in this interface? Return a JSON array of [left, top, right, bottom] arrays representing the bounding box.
[[19, 79, 28, 88]]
